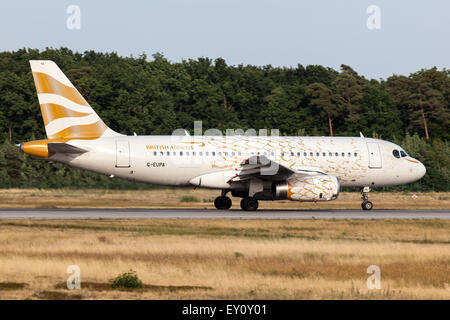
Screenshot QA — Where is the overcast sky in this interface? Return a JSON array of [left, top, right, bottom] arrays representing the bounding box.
[[0, 0, 448, 79]]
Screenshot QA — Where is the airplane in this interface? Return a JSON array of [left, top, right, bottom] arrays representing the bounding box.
[[19, 60, 426, 211]]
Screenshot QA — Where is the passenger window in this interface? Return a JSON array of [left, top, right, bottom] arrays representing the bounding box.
[[166, 151, 170, 156], [238, 152, 242, 156], [212, 152, 215, 156], [199, 152, 203, 156], [329, 152, 332, 157], [335, 152, 338, 156], [342, 152, 345, 157], [160, 151, 164, 156], [291, 152, 294, 156], [323, 152, 326, 157], [231, 152, 235, 156], [173, 152, 176, 156], [310, 152, 313, 157], [348, 152, 351, 157], [354, 152, 358, 157], [316, 152, 319, 156], [304, 152, 307, 156], [224, 152, 228, 156], [153, 151, 157, 156], [281, 152, 285, 156], [297, 152, 301, 156], [186, 152, 189, 156], [180, 152, 183, 156]]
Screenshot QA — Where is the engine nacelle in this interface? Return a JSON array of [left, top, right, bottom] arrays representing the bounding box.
[[273, 175, 340, 201]]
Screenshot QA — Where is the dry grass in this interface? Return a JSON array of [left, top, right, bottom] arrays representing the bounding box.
[[0, 219, 448, 299], [0, 188, 449, 209]]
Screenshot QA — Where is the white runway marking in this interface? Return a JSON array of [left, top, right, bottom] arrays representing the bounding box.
[[0, 209, 449, 220]]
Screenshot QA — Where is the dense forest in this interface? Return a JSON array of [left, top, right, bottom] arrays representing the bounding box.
[[0, 48, 449, 190]]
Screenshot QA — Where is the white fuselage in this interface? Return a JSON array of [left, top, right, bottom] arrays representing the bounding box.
[[49, 135, 426, 189]]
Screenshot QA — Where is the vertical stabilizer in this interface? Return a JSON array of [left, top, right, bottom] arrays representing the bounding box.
[[29, 60, 120, 139]]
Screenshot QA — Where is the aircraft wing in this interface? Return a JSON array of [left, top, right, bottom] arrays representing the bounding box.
[[229, 155, 326, 183]]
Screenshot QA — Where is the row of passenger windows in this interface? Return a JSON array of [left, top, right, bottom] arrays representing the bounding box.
[[151, 151, 358, 158]]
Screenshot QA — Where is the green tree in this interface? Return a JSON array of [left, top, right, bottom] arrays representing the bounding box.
[[408, 72, 449, 140], [333, 65, 366, 134], [305, 82, 339, 136]]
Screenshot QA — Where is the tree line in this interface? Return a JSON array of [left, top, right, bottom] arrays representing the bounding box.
[[0, 48, 448, 190]]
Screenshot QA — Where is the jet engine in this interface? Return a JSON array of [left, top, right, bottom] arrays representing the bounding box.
[[273, 175, 340, 201]]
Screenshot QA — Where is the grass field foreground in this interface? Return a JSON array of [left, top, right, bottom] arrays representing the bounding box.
[[0, 218, 449, 299]]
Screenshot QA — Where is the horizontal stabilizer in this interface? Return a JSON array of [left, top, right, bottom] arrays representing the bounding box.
[[47, 143, 87, 154]]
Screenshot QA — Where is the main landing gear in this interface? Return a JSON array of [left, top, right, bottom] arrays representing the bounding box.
[[214, 196, 232, 210], [361, 187, 373, 211], [240, 197, 259, 211], [213, 191, 259, 211], [214, 190, 232, 210]]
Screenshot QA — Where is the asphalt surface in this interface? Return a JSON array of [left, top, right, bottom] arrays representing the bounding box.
[[0, 208, 449, 219]]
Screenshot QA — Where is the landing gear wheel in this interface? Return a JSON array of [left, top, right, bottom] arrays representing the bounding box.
[[360, 187, 373, 211], [214, 196, 232, 210], [240, 197, 259, 211], [362, 201, 373, 211]]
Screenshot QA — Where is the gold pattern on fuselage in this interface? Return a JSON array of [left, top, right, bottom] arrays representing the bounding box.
[[176, 136, 368, 182]]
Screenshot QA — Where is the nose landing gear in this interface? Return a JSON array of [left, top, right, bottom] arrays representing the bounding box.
[[361, 187, 373, 210]]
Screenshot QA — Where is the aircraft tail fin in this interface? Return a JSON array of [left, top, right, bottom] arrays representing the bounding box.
[[29, 60, 120, 139]]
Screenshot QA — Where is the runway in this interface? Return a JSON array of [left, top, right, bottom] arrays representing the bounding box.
[[0, 208, 449, 219]]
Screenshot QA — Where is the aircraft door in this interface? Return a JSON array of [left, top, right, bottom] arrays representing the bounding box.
[[116, 140, 130, 168], [366, 142, 382, 168]]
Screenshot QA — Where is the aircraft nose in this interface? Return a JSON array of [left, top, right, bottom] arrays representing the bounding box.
[[418, 161, 426, 179]]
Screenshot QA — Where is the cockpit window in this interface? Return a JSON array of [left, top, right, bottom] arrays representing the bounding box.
[[393, 150, 400, 158], [400, 150, 408, 157]]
